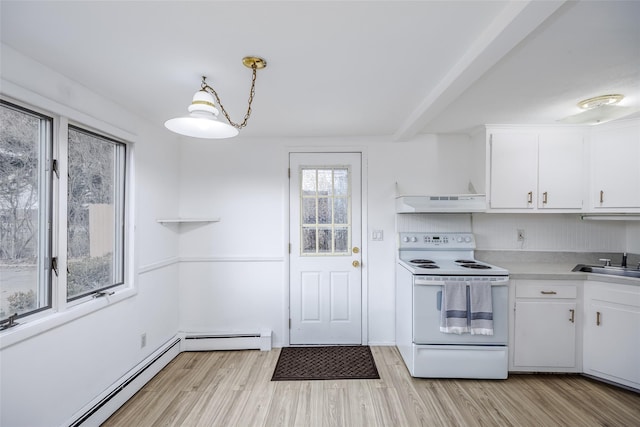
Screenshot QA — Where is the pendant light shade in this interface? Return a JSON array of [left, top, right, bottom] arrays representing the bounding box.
[[165, 57, 267, 139], [164, 90, 239, 139]]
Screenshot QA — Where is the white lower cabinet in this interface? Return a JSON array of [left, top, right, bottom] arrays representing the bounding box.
[[583, 281, 640, 389], [511, 280, 581, 372]]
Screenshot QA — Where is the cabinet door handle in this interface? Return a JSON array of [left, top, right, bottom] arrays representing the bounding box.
[[596, 311, 601, 326], [540, 291, 557, 295], [542, 191, 548, 204], [569, 309, 575, 323], [600, 190, 604, 204], [527, 191, 533, 204]]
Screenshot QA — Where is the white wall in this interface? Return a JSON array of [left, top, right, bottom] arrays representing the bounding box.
[[176, 134, 474, 346], [176, 131, 638, 348], [0, 46, 181, 427]]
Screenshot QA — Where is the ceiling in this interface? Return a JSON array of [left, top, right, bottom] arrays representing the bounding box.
[[1, 1, 639, 140]]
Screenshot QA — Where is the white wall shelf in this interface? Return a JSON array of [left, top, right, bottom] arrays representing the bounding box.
[[157, 218, 220, 224]]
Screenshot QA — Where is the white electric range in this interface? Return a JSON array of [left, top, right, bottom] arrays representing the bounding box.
[[396, 232, 510, 379]]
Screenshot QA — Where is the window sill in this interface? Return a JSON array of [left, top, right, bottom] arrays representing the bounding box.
[[0, 287, 137, 350]]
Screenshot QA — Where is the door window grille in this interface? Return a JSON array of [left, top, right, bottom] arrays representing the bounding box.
[[300, 167, 351, 255]]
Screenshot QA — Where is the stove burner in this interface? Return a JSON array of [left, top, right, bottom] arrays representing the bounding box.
[[460, 263, 491, 269], [410, 259, 435, 264], [415, 264, 440, 269], [455, 259, 476, 264]]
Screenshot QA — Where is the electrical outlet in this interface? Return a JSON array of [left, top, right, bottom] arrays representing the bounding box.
[[140, 333, 147, 348], [517, 229, 525, 242]]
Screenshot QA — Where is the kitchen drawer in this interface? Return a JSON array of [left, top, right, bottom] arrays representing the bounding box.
[[516, 280, 579, 299]]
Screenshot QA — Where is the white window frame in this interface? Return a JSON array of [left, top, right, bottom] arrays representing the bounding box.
[[0, 93, 137, 349]]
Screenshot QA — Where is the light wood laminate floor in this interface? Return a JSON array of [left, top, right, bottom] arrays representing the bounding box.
[[103, 346, 640, 427]]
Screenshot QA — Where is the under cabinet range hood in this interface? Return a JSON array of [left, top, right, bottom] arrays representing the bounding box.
[[396, 194, 487, 213]]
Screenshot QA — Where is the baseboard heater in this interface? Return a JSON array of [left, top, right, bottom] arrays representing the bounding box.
[[68, 337, 181, 427], [183, 330, 272, 352]]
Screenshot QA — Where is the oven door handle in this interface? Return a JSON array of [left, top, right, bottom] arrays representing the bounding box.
[[414, 279, 508, 286]]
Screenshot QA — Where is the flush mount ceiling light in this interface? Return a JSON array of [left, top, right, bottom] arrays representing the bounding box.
[[577, 94, 624, 110], [558, 93, 639, 125], [165, 56, 267, 139]]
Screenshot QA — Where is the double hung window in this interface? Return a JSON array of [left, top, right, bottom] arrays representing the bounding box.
[[0, 99, 128, 325]]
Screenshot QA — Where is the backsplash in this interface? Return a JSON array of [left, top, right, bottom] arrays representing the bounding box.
[[475, 250, 639, 268], [472, 213, 628, 252]]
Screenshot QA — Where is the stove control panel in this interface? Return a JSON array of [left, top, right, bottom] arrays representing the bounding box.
[[399, 232, 475, 249]]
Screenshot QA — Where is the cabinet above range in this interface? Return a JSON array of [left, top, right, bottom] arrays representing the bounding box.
[[487, 127, 586, 211]]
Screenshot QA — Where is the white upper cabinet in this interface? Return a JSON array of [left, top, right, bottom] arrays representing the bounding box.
[[489, 133, 538, 209], [487, 127, 585, 211], [590, 119, 640, 210], [538, 133, 585, 209]]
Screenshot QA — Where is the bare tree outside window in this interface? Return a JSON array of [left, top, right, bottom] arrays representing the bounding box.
[[0, 101, 51, 319], [1, 100, 127, 323], [67, 127, 125, 300]]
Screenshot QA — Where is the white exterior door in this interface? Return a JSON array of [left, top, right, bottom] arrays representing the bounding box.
[[289, 152, 362, 345]]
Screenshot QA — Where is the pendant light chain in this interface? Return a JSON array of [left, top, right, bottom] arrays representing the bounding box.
[[202, 65, 258, 130]]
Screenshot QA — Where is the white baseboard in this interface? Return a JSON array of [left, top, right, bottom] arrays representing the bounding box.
[[65, 336, 181, 427], [367, 341, 396, 346], [64, 329, 272, 426], [181, 329, 272, 352]]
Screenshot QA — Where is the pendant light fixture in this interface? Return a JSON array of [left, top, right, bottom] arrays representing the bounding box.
[[165, 56, 267, 139]]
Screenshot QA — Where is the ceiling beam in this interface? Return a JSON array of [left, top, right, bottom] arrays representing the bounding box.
[[393, 0, 566, 141]]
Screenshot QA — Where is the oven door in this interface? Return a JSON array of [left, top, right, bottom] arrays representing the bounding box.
[[413, 278, 508, 345]]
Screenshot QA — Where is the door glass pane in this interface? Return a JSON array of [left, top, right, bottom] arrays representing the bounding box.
[[317, 169, 332, 195], [318, 197, 331, 224], [318, 228, 332, 253], [334, 169, 348, 195], [299, 165, 351, 256], [302, 169, 316, 196], [302, 227, 316, 253], [334, 197, 347, 224], [335, 227, 348, 252], [302, 198, 316, 224]]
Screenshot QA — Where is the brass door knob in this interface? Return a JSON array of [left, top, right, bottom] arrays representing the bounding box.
[[352, 260, 360, 268]]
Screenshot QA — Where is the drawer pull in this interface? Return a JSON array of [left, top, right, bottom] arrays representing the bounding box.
[[569, 309, 575, 323], [543, 191, 548, 204], [540, 291, 557, 295], [596, 311, 601, 326], [527, 191, 533, 204]]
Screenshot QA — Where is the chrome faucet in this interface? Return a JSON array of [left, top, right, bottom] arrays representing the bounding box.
[[599, 258, 611, 267]]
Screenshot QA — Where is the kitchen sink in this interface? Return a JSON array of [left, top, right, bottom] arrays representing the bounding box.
[[572, 264, 640, 279]]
